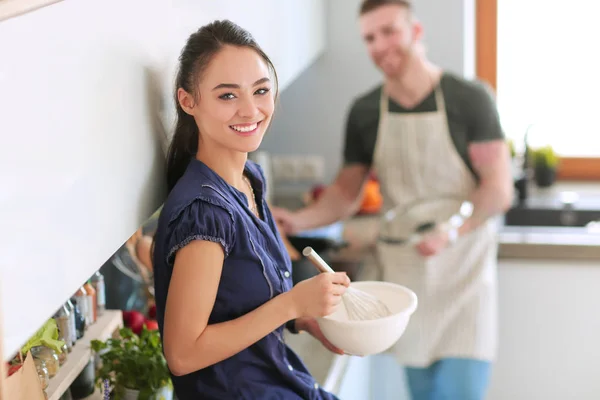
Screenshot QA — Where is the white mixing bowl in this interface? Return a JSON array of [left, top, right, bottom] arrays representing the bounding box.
[[316, 281, 418, 356]]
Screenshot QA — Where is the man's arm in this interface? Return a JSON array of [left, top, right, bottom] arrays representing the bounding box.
[[291, 164, 371, 232], [458, 140, 514, 236], [460, 80, 513, 234], [273, 98, 377, 234]]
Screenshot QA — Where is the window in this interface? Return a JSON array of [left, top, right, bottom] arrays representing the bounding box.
[[476, 0, 600, 180]]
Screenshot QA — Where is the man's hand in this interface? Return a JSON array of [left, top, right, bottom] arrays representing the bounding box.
[[295, 317, 345, 355], [271, 206, 301, 236], [415, 229, 450, 257]]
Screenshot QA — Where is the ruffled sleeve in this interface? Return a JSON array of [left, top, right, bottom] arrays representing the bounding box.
[[166, 198, 236, 264]]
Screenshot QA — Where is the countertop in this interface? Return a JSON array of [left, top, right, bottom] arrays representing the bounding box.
[[499, 181, 600, 259], [342, 213, 600, 261], [274, 181, 600, 261]]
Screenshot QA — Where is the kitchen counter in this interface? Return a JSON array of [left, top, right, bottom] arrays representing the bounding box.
[[340, 213, 600, 261], [274, 181, 600, 262], [497, 225, 600, 260]]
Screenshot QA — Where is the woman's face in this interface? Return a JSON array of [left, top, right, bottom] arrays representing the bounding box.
[[179, 45, 275, 154]]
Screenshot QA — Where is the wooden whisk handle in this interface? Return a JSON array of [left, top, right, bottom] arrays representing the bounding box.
[[302, 246, 335, 274]]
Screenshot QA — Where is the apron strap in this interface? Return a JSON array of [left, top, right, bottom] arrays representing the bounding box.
[[433, 84, 446, 113], [379, 87, 389, 115]]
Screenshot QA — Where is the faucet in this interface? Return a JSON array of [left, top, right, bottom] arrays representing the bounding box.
[[514, 124, 534, 204], [522, 123, 533, 171]]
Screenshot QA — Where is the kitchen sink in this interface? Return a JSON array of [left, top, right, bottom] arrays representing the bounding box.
[[504, 207, 600, 227], [504, 193, 600, 227]]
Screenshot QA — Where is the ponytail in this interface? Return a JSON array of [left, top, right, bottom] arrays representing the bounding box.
[[165, 100, 198, 193]]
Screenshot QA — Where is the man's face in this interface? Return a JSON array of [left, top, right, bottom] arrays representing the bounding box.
[[359, 4, 422, 78]]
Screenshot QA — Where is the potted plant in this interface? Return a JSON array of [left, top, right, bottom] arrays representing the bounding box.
[[507, 139, 516, 159], [91, 326, 173, 400], [531, 145, 560, 187]]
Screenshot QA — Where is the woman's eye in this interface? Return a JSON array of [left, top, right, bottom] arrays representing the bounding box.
[[219, 93, 236, 100], [255, 88, 270, 95]]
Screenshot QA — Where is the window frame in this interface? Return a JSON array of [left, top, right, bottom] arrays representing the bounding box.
[[475, 0, 600, 181]]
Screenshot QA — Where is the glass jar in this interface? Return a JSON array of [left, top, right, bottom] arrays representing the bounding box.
[[65, 299, 78, 348], [34, 358, 50, 390], [54, 305, 73, 352], [71, 296, 86, 339], [83, 281, 97, 324], [30, 346, 60, 378], [92, 271, 106, 317], [57, 342, 68, 366]]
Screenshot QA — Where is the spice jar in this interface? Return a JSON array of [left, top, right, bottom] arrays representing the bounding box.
[[54, 305, 73, 352], [70, 296, 86, 339], [74, 286, 90, 330], [65, 299, 78, 347], [30, 346, 60, 377], [34, 358, 50, 390], [84, 281, 97, 324], [57, 342, 68, 366], [91, 271, 106, 317]]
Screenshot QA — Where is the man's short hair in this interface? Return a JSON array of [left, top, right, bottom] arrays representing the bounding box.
[[359, 0, 412, 15]]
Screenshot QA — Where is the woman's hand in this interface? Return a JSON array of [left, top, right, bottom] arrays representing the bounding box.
[[295, 317, 345, 355], [289, 272, 350, 319]]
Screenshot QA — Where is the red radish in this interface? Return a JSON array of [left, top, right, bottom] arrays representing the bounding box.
[[122, 310, 133, 326], [144, 319, 159, 331], [124, 310, 145, 334], [148, 304, 157, 319]]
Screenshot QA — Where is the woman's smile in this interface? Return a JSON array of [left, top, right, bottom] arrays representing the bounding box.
[[229, 120, 262, 136]]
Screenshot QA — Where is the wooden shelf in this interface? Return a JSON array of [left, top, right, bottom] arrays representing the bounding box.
[[46, 310, 123, 400]]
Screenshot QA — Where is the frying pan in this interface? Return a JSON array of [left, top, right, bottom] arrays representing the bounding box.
[[286, 236, 349, 255]]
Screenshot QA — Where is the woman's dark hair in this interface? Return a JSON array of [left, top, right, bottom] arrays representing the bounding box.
[[165, 20, 278, 192]]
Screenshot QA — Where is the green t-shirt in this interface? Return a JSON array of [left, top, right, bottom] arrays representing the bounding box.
[[343, 72, 505, 179]]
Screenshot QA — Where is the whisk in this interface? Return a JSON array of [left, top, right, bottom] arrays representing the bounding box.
[[302, 247, 393, 321]]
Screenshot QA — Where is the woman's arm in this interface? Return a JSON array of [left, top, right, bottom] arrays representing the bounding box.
[[163, 240, 294, 375], [163, 239, 348, 376]]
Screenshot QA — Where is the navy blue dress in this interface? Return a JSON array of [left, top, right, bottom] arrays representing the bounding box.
[[152, 159, 339, 400]]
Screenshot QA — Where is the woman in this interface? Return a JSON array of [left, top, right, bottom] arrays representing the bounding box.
[[152, 20, 350, 400]]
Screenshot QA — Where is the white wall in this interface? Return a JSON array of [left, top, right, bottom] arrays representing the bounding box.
[[0, 0, 325, 359], [262, 0, 476, 185], [489, 259, 600, 400]]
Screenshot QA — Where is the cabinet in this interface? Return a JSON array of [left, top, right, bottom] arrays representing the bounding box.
[[488, 258, 600, 400]]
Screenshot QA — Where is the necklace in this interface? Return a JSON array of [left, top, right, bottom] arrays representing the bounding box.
[[243, 175, 259, 217]]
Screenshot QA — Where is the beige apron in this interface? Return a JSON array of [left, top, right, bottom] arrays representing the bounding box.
[[373, 83, 498, 368]]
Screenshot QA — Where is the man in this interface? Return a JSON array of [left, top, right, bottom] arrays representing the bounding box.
[[273, 0, 514, 399]]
